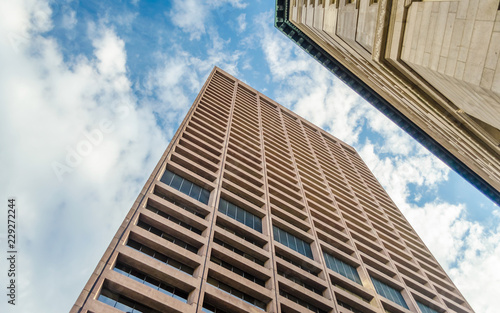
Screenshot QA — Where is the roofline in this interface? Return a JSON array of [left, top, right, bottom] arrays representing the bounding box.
[[274, 0, 500, 206]]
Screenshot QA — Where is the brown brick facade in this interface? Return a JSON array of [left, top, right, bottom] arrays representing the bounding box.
[[71, 67, 474, 313]]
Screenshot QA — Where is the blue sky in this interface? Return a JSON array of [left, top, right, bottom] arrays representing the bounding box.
[[0, 1, 498, 313]]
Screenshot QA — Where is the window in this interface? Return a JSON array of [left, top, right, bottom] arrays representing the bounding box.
[[371, 277, 408, 309], [202, 301, 230, 313], [211, 256, 266, 286], [146, 204, 202, 235], [153, 188, 205, 217], [273, 225, 313, 259], [126, 239, 194, 275], [279, 289, 327, 313], [160, 169, 210, 204], [277, 270, 322, 295], [216, 221, 264, 248], [113, 262, 189, 302], [207, 276, 267, 310], [323, 252, 361, 284], [218, 199, 262, 232], [337, 300, 363, 313], [276, 253, 314, 274], [137, 220, 198, 253], [98, 288, 160, 313], [417, 301, 440, 313], [213, 238, 265, 266]]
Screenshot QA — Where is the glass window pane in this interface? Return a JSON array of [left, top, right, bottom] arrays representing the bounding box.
[[324, 252, 361, 284], [170, 174, 183, 190], [160, 170, 174, 185], [115, 299, 134, 312], [371, 277, 408, 309], [199, 189, 210, 204], [296, 239, 306, 255], [338, 260, 348, 277], [244, 211, 253, 228], [98, 294, 116, 306], [280, 228, 288, 246], [190, 184, 202, 200], [235, 207, 245, 224], [227, 202, 236, 219], [273, 226, 279, 242], [254, 217, 262, 233], [218, 199, 228, 215], [288, 234, 298, 251], [304, 243, 313, 259], [179, 179, 192, 195]]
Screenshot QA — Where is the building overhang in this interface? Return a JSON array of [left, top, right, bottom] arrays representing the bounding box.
[[274, 0, 500, 206]]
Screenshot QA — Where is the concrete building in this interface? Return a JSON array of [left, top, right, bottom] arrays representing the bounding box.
[[275, 0, 500, 205], [71, 67, 474, 313]]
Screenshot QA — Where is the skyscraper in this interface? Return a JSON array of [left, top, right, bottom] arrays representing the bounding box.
[[274, 0, 500, 205], [71, 67, 474, 313]]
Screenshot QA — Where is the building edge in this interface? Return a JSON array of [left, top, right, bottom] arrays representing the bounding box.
[[69, 67, 220, 313], [274, 0, 500, 206]]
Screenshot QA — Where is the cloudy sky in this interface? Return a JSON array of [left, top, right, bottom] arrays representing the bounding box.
[[0, 1, 498, 312]]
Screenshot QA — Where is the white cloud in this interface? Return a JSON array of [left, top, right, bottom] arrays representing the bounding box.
[[208, 0, 248, 9], [449, 221, 500, 313], [61, 8, 76, 29], [402, 201, 500, 313], [92, 27, 127, 78], [143, 27, 243, 138], [168, 0, 248, 40], [168, 0, 207, 40], [236, 13, 246, 33], [359, 142, 449, 207], [0, 2, 165, 313]]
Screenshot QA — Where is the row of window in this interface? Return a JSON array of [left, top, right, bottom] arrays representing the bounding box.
[[218, 198, 262, 232], [276, 252, 314, 274], [98, 288, 159, 313], [201, 302, 229, 313], [153, 189, 205, 218], [207, 276, 267, 310], [213, 237, 266, 266], [279, 289, 327, 313], [145, 204, 202, 235], [160, 169, 210, 205], [216, 222, 263, 248], [323, 252, 361, 285], [371, 277, 408, 309], [113, 262, 189, 302], [137, 220, 198, 254], [127, 239, 194, 275], [273, 225, 313, 259], [277, 269, 322, 295], [210, 255, 266, 287]]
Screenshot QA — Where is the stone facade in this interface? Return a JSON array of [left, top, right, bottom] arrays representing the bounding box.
[[280, 0, 500, 204], [71, 68, 474, 313]]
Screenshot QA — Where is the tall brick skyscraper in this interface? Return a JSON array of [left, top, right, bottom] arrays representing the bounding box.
[[71, 68, 474, 313]]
